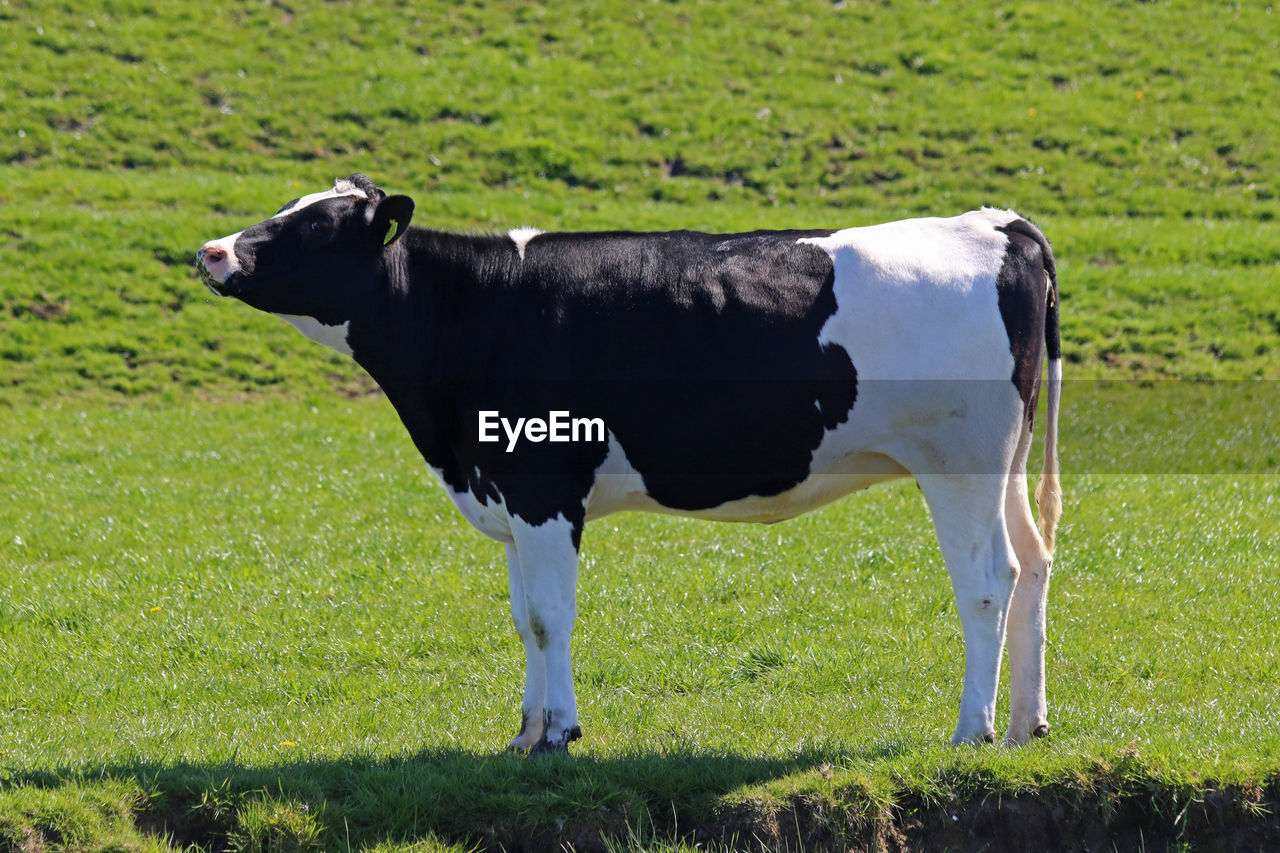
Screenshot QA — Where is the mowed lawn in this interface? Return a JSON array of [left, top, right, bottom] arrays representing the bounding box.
[[3, 0, 1280, 848], [1, 393, 1276, 850]]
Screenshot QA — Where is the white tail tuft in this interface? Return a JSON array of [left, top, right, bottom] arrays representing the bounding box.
[[1035, 357, 1062, 553]]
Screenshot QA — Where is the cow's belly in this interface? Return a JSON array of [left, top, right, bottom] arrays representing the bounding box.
[[656, 451, 909, 523], [585, 435, 908, 523]]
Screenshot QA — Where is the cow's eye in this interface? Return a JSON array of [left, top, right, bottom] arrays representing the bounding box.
[[309, 220, 324, 233]]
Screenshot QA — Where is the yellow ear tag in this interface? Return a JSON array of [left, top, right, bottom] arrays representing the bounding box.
[[383, 219, 399, 246]]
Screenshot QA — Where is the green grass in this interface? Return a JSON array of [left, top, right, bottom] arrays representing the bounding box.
[[2, 0, 1279, 398], [1, 397, 1276, 849], [2, 0, 1279, 848]]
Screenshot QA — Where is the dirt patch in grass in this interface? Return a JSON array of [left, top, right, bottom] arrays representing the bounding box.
[[132, 784, 1279, 852], [707, 784, 1280, 853]]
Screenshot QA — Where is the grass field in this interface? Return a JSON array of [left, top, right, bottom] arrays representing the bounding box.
[[3, 398, 1277, 851], [2, 0, 1278, 850]]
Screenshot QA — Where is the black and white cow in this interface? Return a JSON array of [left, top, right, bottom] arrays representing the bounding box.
[[198, 174, 1062, 751]]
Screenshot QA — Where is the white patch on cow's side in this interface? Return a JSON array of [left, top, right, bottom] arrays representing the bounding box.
[[801, 208, 1018, 378], [797, 208, 1022, 476], [273, 313, 354, 356], [271, 180, 369, 220], [508, 227, 543, 260]]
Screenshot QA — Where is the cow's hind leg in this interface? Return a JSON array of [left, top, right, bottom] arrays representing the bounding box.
[[505, 543, 548, 751], [918, 474, 1019, 745], [1003, 428, 1054, 744], [509, 514, 583, 753]]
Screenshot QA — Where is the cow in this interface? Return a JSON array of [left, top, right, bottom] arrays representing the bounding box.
[[197, 174, 1062, 752]]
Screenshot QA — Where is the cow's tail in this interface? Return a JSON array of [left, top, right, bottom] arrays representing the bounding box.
[[1033, 229, 1062, 555]]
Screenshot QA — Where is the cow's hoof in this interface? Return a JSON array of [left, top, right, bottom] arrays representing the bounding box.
[[507, 711, 544, 753], [530, 725, 582, 755], [951, 730, 998, 747], [507, 737, 536, 754], [529, 738, 566, 755], [1002, 721, 1051, 746]]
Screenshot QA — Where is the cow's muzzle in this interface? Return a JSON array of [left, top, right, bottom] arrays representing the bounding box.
[[197, 243, 233, 296], [196, 258, 224, 296]]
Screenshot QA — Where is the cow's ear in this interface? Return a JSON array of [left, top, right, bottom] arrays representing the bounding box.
[[371, 194, 414, 248]]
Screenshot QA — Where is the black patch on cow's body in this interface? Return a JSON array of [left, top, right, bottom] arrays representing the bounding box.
[[364, 228, 856, 527], [995, 219, 1057, 424]]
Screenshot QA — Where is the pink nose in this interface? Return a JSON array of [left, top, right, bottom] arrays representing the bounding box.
[[201, 244, 226, 265]]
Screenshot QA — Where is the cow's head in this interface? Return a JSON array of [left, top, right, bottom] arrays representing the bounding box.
[[197, 174, 414, 326]]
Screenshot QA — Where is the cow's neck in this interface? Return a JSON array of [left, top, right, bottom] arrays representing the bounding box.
[[350, 226, 513, 380], [347, 227, 513, 484]]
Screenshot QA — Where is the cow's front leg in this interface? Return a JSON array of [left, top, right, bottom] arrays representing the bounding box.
[[509, 514, 583, 753], [505, 543, 548, 751]]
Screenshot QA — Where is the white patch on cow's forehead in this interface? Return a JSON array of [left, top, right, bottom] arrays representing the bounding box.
[[271, 181, 369, 219]]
